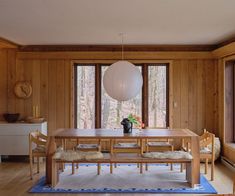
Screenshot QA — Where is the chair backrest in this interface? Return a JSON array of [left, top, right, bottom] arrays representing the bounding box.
[[199, 129, 215, 154], [145, 127, 170, 142], [29, 130, 47, 154]]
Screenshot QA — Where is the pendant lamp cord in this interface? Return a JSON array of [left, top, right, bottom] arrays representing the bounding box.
[[120, 33, 124, 60]]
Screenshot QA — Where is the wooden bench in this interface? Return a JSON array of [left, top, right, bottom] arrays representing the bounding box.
[[51, 152, 194, 188]]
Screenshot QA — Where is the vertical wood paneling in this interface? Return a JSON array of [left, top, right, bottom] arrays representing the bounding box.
[[40, 60, 49, 123], [172, 60, 181, 128], [48, 60, 57, 133], [180, 60, 189, 128], [32, 60, 41, 117], [7, 49, 16, 113], [64, 60, 71, 128], [196, 60, 206, 135], [188, 60, 198, 133], [23, 60, 32, 119], [0, 50, 219, 135], [15, 59, 25, 118], [0, 50, 8, 120], [205, 60, 216, 132], [56, 60, 65, 129]]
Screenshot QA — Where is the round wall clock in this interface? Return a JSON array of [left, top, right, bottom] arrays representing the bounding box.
[[14, 81, 32, 99]]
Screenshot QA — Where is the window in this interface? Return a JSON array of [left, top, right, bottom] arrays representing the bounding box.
[[225, 60, 235, 142], [74, 63, 169, 128], [74, 65, 95, 128], [148, 65, 168, 127]]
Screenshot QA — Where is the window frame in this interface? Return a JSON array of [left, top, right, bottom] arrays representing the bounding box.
[[74, 63, 169, 129]]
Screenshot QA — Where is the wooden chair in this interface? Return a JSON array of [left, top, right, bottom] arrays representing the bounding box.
[[110, 138, 143, 173], [29, 130, 47, 179], [199, 129, 215, 181], [181, 129, 215, 181], [73, 139, 102, 174], [145, 127, 174, 171]]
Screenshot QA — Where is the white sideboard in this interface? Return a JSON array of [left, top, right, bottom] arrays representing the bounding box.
[[0, 121, 47, 161]]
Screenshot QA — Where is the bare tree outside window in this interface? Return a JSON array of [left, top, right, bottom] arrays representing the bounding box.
[[101, 66, 142, 128], [148, 65, 167, 127], [76, 66, 95, 128]]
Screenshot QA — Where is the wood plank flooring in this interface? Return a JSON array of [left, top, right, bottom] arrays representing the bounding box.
[[0, 160, 234, 196]]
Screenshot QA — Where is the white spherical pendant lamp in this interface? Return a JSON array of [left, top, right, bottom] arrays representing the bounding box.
[[103, 60, 143, 101]]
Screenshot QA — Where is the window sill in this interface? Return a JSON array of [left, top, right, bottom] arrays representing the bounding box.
[[224, 142, 235, 151]]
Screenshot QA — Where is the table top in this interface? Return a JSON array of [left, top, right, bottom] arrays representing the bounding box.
[[51, 128, 198, 139]]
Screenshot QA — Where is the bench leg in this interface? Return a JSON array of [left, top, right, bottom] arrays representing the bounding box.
[[180, 163, 184, 172], [51, 160, 59, 188]]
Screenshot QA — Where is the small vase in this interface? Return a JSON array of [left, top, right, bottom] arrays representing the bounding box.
[[121, 118, 132, 133]]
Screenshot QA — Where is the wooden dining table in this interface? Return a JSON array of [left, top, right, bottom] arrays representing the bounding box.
[[46, 128, 200, 187]]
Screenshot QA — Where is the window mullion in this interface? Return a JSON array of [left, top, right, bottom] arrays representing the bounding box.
[[142, 64, 148, 128], [95, 64, 101, 128]]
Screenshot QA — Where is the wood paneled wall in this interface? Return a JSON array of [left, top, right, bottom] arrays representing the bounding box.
[[0, 49, 218, 136], [171, 59, 218, 136], [0, 49, 71, 133]]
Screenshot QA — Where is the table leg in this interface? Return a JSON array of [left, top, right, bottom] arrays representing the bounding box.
[[46, 136, 57, 185], [186, 136, 200, 187]]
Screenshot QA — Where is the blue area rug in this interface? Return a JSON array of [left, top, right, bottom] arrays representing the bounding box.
[[29, 164, 217, 194]]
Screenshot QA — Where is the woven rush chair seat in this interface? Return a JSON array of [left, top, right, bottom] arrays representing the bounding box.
[[32, 145, 46, 153], [200, 147, 212, 154], [147, 141, 172, 147], [114, 143, 140, 148], [76, 144, 100, 150]]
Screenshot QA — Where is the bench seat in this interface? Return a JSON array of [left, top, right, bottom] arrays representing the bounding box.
[[51, 151, 193, 188]]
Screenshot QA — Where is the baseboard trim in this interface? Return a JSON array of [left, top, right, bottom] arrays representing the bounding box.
[[221, 156, 235, 172]]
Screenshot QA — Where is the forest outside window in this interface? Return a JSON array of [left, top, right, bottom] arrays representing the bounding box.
[[74, 63, 169, 129]]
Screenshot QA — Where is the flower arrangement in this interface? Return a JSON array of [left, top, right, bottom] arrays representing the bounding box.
[[127, 114, 145, 128]]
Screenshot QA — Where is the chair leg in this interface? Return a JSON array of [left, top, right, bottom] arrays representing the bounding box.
[[205, 159, 208, 174], [97, 163, 101, 175], [30, 155, 33, 180], [62, 163, 64, 172], [110, 163, 113, 174], [140, 163, 143, 174], [137, 163, 140, 168], [72, 163, 75, 174], [145, 163, 148, 171], [114, 163, 117, 168], [170, 163, 173, 171], [37, 157, 39, 173], [211, 159, 214, 181], [76, 163, 79, 169]]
